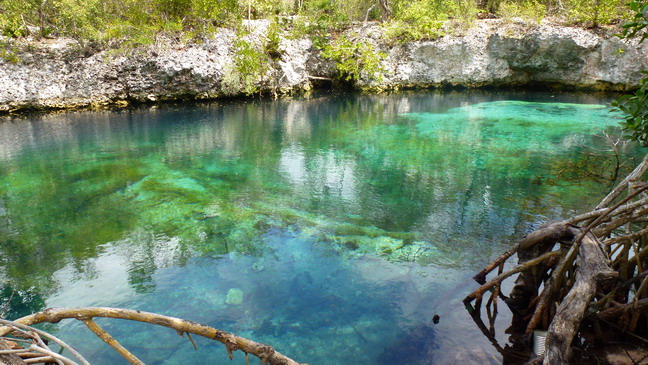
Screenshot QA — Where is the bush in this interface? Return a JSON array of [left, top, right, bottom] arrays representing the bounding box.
[[613, 0, 648, 145], [614, 74, 648, 145], [497, 0, 546, 23], [562, 0, 629, 26], [382, 0, 477, 43], [321, 34, 386, 84], [0, 0, 637, 45]]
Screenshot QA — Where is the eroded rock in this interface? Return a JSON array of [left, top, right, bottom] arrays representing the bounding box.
[[0, 20, 646, 113]]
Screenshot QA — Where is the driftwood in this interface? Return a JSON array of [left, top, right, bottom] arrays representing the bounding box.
[[464, 153, 648, 364], [0, 307, 305, 365], [544, 231, 616, 364], [0, 318, 84, 365], [0, 339, 25, 365]]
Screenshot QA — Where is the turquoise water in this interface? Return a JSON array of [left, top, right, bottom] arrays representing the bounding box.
[[0, 91, 641, 364]]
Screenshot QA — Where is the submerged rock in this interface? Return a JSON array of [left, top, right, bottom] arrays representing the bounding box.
[[225, 288, 244, 305]]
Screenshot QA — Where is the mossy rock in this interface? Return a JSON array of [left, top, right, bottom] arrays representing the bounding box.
[[375, 237, 404, 255]]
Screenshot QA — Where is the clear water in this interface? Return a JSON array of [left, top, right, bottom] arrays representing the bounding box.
[[0, 91, 641, 364]]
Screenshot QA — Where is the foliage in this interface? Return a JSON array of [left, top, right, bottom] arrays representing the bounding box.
[[286, 0, 352, 46], [562, 0, 628, 26], [613, 72, 648, 145], [0, 0, 242, 43], [0, 0, 33, 37], [380, 0, 479, 43], [222, 29, 271, 95], [383, 0, 448, 43], [613, 0, 648, 145], [265, 19, 282, 60], [0, 0, 641, 46], [321, 34, 386, 84], [0, 40, 20, 63], [619, 0, 648, 42], [497, 0, 546, 23]]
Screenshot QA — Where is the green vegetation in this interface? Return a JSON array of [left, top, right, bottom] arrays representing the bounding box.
[[613, 0, 648, 145], [0, 0, 637, 44], [321, 34, 386, 85], [497, 0, 546, 23], [222, 31, 270, 96], [0, 0, 642, 88]]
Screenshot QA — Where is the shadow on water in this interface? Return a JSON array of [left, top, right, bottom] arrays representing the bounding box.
[[378, 323, 438, 365]]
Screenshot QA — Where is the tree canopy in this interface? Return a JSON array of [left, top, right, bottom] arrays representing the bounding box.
[[0, 0, 637, 44]]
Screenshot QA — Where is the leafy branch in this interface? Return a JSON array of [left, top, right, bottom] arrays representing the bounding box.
[[613, 0, 648, 145]]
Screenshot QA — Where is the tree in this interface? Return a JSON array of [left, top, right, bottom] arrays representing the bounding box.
[[613, 0, 648, 145]]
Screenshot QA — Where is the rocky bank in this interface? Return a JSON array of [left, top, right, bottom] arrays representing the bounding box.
[[0, 19, 646, 112]]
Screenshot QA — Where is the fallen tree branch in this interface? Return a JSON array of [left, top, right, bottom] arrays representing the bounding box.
[[1, 307, 305, 365], [604, 226, 648, 245], [0, 340, 26, 365], [0, 318, 88, 365], [570, 197, 648, 224], [467, 152, 648, 364], [464, 250, 562, 304], [82, 319, 143, 365], [473, 246, 518, 284]]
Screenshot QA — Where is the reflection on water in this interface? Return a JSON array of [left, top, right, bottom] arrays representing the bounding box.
[[0, 91, 640, 364]]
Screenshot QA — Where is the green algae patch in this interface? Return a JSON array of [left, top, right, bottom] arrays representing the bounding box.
[[225, 288, 244, 305], [409, 101, 624, 173]]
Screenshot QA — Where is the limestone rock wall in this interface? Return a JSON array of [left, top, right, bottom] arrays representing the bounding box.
[[376, 21, 647, 89], [0, 20, 646, 112]]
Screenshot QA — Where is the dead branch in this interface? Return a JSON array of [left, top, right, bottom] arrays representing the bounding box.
[[0, 318, 86, 365], [464, 251, 562, 304], [0, 339, 26, 365], [595, 154, 648, 210], [473, 246, 517, 284], [570, 197, 648, 224], [598, 298, 648, 321], [543, 231, 615, 365], [605, 226, 648, 245], [1, 307, 305, 365], [81, 319, 143, 365], [466, 152, 648, 364]]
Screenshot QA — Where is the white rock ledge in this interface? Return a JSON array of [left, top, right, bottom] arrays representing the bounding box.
[[1, 20, 646, 113]]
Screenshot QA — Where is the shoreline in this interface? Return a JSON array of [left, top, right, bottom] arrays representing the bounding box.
[[1, 19, 646, 115]]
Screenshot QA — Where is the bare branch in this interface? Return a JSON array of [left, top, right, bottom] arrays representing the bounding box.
[[82, 319, 144, 365], [2, 307, 305, 365], [0, 319, 89, 365]]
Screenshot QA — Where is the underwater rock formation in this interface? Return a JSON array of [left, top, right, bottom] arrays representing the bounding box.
[[225, 288, 244, 305]]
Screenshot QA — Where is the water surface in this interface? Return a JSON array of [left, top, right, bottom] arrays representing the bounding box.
[[0, 91, 640, 364]]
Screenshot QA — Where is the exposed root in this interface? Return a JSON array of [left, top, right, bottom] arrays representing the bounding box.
[[465, 153, 648, 364]]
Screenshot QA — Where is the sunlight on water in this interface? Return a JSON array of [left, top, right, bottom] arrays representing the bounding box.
[[0, 91, 641, 364]]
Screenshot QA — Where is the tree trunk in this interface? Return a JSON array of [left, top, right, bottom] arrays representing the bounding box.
[[378, 0, 392, 20], [543, 231, 615, 364]]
